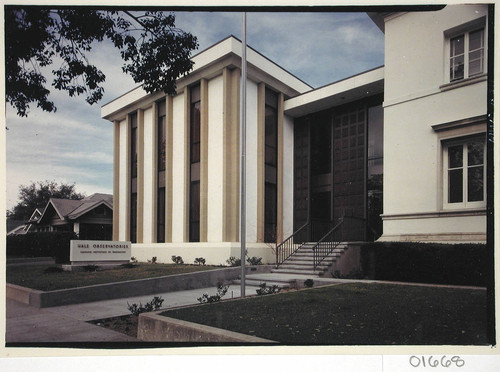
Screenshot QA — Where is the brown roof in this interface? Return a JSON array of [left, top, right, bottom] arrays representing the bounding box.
[[39, 193, 113, 222]]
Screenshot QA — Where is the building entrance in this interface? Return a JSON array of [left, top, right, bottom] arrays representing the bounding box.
[[293, 96, 383, 242]]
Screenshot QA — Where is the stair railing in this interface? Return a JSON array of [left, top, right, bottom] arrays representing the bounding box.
[[312, 218, 344, 270], [311, 214, 367, 270], [275, 221, 310, 267]]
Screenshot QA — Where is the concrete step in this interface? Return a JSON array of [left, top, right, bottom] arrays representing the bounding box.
[[232, 279, 291, 289], [271, 268, 323, 276], [280, 261, 333, 268], [288, 254, 341, 260]]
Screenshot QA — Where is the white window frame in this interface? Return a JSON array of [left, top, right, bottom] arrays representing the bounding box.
[[442, 136, 486, 210], [444, 17, 487, 84]]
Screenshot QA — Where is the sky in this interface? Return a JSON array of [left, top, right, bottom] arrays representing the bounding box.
[[4, 9, 385, 212]]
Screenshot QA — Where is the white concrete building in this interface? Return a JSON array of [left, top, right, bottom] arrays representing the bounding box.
[[102, 5, 489, 265]]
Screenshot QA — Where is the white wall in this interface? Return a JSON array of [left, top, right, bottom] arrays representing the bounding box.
[[171, 92, 187, 242], [142, 107, 154, 243], [118, 118, 128, 241], [207, 75, 225, 242], [245, 80, 259, 243], [382, 5, 488, 240], [282, 114, 295, 238], [384, 5, 488, 105]]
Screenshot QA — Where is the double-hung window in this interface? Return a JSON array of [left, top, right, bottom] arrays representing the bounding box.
[[449, 27, 485, 82], [443, 137, 486, 209]]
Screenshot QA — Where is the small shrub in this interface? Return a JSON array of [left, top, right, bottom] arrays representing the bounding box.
[[246, 256, 262, 265], [130, 256, 138, 263], [226, 256, 241, 267], [43, 266, 64, 274], [194, 257, 206, 266], [127, 296, 164, 316], [197, 282, 229, 303], [304, 279, 314, 288], [256, 282, 281, 296], [171, 255, 183, 264], [83, 264, 99, 272]]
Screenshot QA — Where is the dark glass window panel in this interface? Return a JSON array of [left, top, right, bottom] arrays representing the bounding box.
[[265, 89, 278, 108], [264, 182, 277, 243], [157, 187, 165, 243], [468, 166, 484, 202], [130, 192, 137, 243], [265, 145, 277, 166], [450, 57, 464, 81], [448, 169, 463, 203], [158, 116, 166, 171], [448, 145, 463, 168], [131, 126, 138, 178], [469, 29, 483, 51], [451, 35, 464, 55], [468, 141, 484, 166], [190, 162, 200, 182], [265, 164, 277, 184], [191, 143, 200, 163], [189, 181, 200, 242], [189, 84, 201, 242], [157, 100, 166, 117], [469, 59, 482, 76], [311, 191, 331, 222], [310, 121, 331, 175], [265, 108, 277, 147], [190, 85, 200, 102], [265, 88, 278, 242]]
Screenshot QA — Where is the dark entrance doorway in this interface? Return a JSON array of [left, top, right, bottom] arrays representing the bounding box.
[[293, 96, 383, 242]]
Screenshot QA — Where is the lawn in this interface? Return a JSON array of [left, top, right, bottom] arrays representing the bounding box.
[[6, 263, 221, 291], [163, 283, 488, 345]]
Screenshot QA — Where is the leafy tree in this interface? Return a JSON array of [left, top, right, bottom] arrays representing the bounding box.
[[5, 7, 198, 117], [8, 180, 85, 221]]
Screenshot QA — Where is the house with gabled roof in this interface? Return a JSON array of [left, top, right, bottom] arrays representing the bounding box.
[[35, 193, 113, 240]]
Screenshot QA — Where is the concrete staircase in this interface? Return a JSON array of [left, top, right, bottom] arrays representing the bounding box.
[[232, 242, 349, 290], [271, 242, 348, 277]]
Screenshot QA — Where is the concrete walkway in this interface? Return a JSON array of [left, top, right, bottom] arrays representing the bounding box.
[[6, 270, 484, 344], [6, 284, 260, 343]]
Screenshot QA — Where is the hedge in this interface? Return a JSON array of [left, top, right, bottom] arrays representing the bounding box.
[[360, 242, 489, 287], [6, 232, 77, 263]]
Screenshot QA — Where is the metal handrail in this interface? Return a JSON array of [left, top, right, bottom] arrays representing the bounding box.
[[312, 215, 367, 270], [312, 218, 344, 270], [275, 221, 310, 267]]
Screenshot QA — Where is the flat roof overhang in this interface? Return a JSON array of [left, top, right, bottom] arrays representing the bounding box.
[[284, 66, 384, 118], [101, 36, 312, 121]]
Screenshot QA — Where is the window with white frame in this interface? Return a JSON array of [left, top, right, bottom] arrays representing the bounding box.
[[443, 136, 486, 209], [449, 27, 485, 82]]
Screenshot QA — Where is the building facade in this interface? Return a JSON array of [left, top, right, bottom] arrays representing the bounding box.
[[102, 5, 489, 265]]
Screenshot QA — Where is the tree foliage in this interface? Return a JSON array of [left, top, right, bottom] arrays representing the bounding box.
[[8, 180, 85, 221], [5, 7, 198, 117]]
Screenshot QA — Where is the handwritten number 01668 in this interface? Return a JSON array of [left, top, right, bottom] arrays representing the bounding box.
[[409, 356, 465, 368]]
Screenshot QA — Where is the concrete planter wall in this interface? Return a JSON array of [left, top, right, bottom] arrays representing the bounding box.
[[7, 265, 273, 308], [138, 312, 277, 343]]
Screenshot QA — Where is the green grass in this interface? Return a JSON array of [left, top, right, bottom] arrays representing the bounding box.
[[6, 263, 221, 291], [163, 283, 488, 345]]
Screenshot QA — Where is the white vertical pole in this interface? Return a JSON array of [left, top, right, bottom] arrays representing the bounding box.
[[240, 12, 247, 298]]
